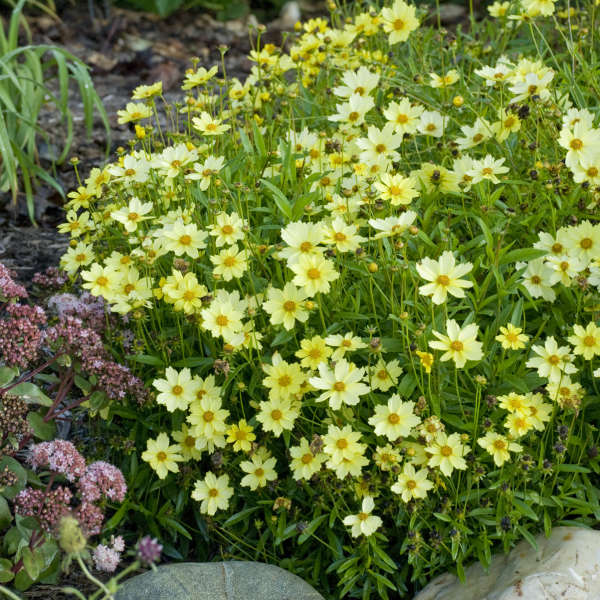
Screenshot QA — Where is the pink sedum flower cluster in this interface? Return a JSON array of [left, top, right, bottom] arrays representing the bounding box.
[[0, 263, 147, 404], [79, 461, 127, 503], [0, 263, 27, 300], [47, 291, 107, 333], [45, 316, 148, 403], [92, 536, 125, 572], [14, 486, 72, 532], [30, 440, 86, 482], [0, 304, 46, 368], [32, 266, 69, 290], [16, 440, 126, 537]]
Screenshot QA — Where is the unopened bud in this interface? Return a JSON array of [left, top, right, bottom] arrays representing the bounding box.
[[58, 516, 87, 554]]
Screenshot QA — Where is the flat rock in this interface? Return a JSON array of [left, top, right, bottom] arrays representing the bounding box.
[[115, 561, 324, 600], [428, 4, 467, 25], [415, 527, 600, 600]]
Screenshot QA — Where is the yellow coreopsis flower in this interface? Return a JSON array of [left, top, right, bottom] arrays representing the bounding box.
[[415, 350, 434, 374], [429, 70, 459, 88], [262, 354, 305, 401], [324, 332, 368, 360], [332, 66, 380, 98], [380, 0, 419, 44], [496, 324, 529, 350], [343, 497, 382, 538], [160, 220, 208, 259], [323, 218, 366, 253], [368, 394, 421, 441], [546, 376, 584, 410], [57, 210, 92, 237], [488, 1, 510, 16], [110, 197, 154, 233], [153, 367, 198, 412], [290, 253, 339, 296], [211, 245, 248, 281], [429, 320, 483, 368], [526, 336, 577, 382], [240, 454, 277, 490], [369, 359, 403, 392], [295, 336, 332, 370], [172, 424, 203, 461], [208, 211, 246, 247], [256, 397, 299, 437], [504, 412, 535, 438], [131, 81, 162, 99], [192, 112, 230, 136], [167, 271, 208, 315], [60, 242, 95, 275], [492, 109, 521, 142], [498, 392, 529, 414], [182, 65, 218, 90], [117, 102, 153, 124], [373, 444, 402, 471], [416, 251, 473, 305], [309, 359, 370, 410], [521, 0, 557, 17], [279, 221, 326, 264], [328, 94, 374, 127], [191, 472, 233, 515], [374, 173, 419, 206], [322, 425, 367, 470], [525, 393, 552, 430], [81, 264, 120, 300], [66, 185, 94, 210], [383, 97, 424, 135], [141, 433, 183, 479], [187, 396, 229, 452], [425, 432, 469, 477], [568, 323, 600, 360], [201, 297, 245, 345], [226, 419, 256, 452], [477, 432, 522, 466], [263, 283, 309, 331], [391, 463, 433, 501], [289, 438, 327, 480]]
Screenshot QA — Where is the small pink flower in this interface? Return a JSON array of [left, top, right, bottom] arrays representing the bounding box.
[[137, 536, 162, 565], [0, 263, 28, 300], [111, 535, 125, 552], [92, 544, 121, 572], [14, 486, 72, 531], [75, 502, 104, 536], [78, 461, 127, 503], [30, 440, 86, 482]]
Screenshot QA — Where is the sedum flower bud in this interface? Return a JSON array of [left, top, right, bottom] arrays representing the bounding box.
[[58, 516, 87, 554]]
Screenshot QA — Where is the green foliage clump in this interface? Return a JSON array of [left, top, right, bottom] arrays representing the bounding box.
[[0, 0, 108, 221]]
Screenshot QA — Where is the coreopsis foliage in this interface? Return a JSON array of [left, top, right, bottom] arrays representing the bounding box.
[[56, 0, 600, 596]]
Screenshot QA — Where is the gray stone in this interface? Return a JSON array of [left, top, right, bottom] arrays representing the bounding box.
[[279, 2, 301, 29], [116, 561, 324, 600], [415, 527, 600, 600], [429, 4, 467, 25]]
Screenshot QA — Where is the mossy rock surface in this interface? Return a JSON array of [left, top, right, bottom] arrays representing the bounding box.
[[116, 561, 325, 600]]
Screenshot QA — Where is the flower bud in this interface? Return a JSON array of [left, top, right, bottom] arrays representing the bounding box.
[[58, 516, 87, 554]]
